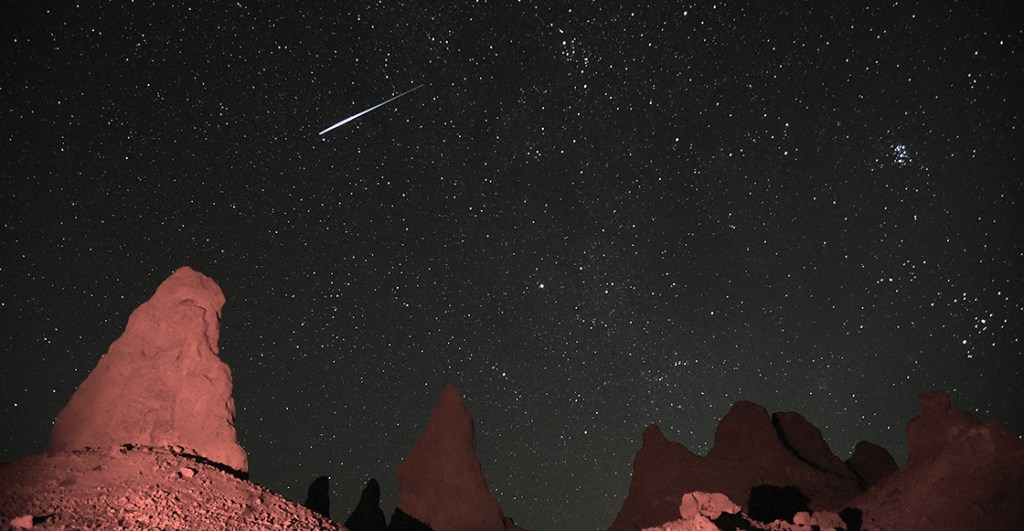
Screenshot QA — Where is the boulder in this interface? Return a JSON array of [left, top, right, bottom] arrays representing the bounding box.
[[678, 491, 740, 520], [845, 440, 898, 487], [645, 491, 854, 531], [47, 266, 248, 474]]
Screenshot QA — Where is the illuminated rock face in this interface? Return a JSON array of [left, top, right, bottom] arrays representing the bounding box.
[[48, 266, 248, 475], [394, 385, 507, 531]]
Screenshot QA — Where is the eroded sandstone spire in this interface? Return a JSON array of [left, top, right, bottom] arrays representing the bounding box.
[[48, 266, 248, 474]]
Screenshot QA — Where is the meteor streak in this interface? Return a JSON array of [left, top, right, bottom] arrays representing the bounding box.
[[319, 84, 424, 135]]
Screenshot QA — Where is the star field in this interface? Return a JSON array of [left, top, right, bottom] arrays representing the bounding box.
[[2, 2, 1022, 530]]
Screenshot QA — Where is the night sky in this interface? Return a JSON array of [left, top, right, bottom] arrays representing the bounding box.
[[2, 2, 1022, 530]]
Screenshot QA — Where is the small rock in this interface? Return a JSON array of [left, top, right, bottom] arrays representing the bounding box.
[[10, 515, 33, 529], [177, 466, 196, 478]]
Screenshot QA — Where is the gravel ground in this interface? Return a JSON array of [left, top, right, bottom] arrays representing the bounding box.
[[0, 445, 343, 530]]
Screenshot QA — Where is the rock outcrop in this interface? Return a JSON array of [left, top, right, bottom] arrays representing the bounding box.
[[304, 476, 330, 519], [853, 391, 1024, 530], [345, 478, 387, 531], [393, 385, 509, 531], [844, 440, 897, 487], [773, 412, 858, 481], [47, 266, 248, 475], [609, 401, 864, 530], [609, 425, 703, 529]]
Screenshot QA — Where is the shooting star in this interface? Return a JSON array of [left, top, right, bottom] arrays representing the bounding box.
[[319, 84, 424, 136]]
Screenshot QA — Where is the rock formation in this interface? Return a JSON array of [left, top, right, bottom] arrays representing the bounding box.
[[852, 391, 1024, 530], [609, 425, 704, 529], [772, 412, 858, 481], [609, 401, 865, 530], [678, 491, 739, 521], [616, 392, 1024, 530], [345, 478, 387, 531], [47, 266, 248, 475], [844, 440, 897, 487], [641, 490, 852, 531], [304, 475, 330, 519], [393, 384, 509, 531]]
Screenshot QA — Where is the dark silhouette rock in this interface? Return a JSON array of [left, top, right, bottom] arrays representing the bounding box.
[[746, 484, 810, 524], [845, 440, 898, 487], [839, 506, 863, 531], [387, 507, 433, 531], [393, 384, 509, 531], [853, 391, 1024, 530], [345, 478, 387, 531], [304, 475, 330, 520], [47, 266, 248, 475], [609, 401, 863, 530]]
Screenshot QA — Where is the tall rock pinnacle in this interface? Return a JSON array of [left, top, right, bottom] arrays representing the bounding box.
[[393, 384, 508, 531], [48, 266, 248, 474]]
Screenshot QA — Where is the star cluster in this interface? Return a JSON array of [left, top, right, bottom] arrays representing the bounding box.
[[2, 2, 1022, 530]]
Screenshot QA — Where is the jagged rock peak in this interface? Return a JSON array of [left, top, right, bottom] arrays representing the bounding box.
[[394, 384, 509, 531]]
